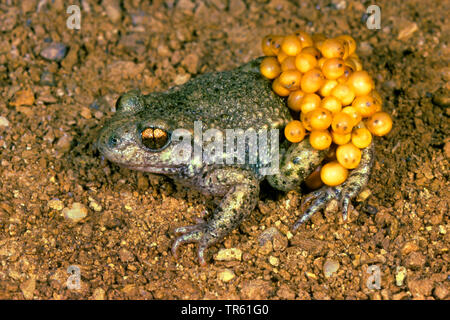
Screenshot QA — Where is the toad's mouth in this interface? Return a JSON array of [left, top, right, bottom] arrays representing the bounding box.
[[97, 141, 184, 174], [116, 162, 184, 175]]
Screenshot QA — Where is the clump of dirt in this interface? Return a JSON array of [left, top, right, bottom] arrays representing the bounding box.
[[0, 0, 448, 300]]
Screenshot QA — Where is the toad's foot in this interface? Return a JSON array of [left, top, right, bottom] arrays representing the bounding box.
[[293, 142, 375, 231], [172, 218, 209, 266]]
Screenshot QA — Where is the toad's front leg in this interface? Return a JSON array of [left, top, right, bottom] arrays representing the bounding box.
[[172, 168, 259, 265]]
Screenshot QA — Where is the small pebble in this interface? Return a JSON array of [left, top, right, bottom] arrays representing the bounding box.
[[106, 61, 146, 80], [39, 91, 57, 104], [401, 241, 419, 256], [92, 288, 106, 300], [258, 240, 273, 255], [395, 266, 407, 286], [176, 0, 196, 14], [40, 71, 55, 86], [323, 259, 339, 278], [80, 107, 92, 119], [63, 202, 88, 223], [20, 277, 36, 300], [331, 0, 346, 10], [357, 188, 372, 202], [441, 67, 450, 81], [103, 0, 122, 23], [0, 116, 10, 128], [48, 199, 64, 211], [130, 11, 149, 27], [15, 106, 33, 117], [240, 279, 272, 299], [10, 89, 35, 107], [174, 74, 190, 85], [258, 226, 282, 246], [55, 134, 73, 153], [358, 41, 373, 56], [405, 251, 426, 269], [305, 272, 318, 280], [408, 278, 434, 297], [397, 21, 418, 40], [229, 0, 246, 16], [119, 248, 134, 262], [217, 269, 235, 282], [40, 43, 68, 61], [94, 111, 104, 119], [89, 200, 102, 212], [434, 284, 449, 300], [276, 285, 296, 299], [432, 88, 450, 108], [56, 88, 65, 97], [181, 53, 200, 74], [445, 141, 450, 159], [214, 248, 242, 262], [324, 199, 339, 214], [269, 256, 279, 267], [0, 10, 17, 31], [121, 284, 137, 296], [21, 1, 36, 14]]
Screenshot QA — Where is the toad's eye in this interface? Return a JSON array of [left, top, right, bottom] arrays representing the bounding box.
[[141, 127, 170, 150]]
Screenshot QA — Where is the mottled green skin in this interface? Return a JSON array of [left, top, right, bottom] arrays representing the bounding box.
[[97, 58, 374, 265]]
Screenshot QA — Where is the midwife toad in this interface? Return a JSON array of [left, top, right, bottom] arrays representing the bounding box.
[[97, 58, 374, 265]]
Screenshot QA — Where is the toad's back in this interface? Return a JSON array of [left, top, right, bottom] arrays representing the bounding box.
[[142, 60, 292, 131]]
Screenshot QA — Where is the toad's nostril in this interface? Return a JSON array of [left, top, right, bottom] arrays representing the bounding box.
[[108, 134, 120, 148]]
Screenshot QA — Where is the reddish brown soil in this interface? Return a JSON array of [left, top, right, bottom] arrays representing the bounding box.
[[0, 0, 448, 300]]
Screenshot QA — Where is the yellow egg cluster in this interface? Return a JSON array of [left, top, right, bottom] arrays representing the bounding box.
[[260, 32, 393, 187]]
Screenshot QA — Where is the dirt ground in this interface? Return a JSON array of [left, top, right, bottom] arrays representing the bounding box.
[[0, 0, 448, 300]]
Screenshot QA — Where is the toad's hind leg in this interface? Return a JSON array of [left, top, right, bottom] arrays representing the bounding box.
[[293, 142, 375, 230], [267, 139, 327, 192]]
